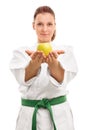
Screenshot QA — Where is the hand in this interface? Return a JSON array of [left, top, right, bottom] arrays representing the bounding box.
[[45, 51, 58, 68], [31, 51, 45, 65], [45, 50, 64, 82], [25, 50, 45, 81], [26, 50, 45, 66]]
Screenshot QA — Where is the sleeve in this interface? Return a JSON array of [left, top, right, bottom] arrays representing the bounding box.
[[9, 47, 36, 86], [48, 45, 78, 86]]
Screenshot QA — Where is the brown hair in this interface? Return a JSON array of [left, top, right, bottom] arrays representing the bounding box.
[[33, 6, 56, 41]]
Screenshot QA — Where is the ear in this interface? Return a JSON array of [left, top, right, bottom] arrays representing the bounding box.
[[32, 22, 35, 30], [54, 22, 56, 30]]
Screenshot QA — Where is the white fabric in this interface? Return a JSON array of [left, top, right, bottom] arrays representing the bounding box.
[[9, 44, 78, 130], [16, 102, 75, 130]]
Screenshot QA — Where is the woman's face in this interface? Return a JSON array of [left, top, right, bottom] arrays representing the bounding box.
[[33, 13, 56, 43]]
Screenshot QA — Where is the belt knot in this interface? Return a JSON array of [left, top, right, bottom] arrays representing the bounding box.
[[32, 98, 57, 130], [36, 98, 49, 108]]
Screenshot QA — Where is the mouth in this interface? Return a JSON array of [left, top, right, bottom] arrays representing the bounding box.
[[40, 34, 49, 36]]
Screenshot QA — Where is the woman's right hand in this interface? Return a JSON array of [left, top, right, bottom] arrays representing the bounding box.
[[26, 50, 45, 65], [25, 50, 45, 81]]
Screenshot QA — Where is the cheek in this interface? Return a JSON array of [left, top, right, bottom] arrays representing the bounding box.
[[35, 27, 41, 34], [50, 29, 55, 35], [49, 26, 55, 32], [35, 30, 41, 37]]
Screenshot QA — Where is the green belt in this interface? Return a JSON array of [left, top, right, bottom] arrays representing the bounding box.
[[21, 95, 66, 130]]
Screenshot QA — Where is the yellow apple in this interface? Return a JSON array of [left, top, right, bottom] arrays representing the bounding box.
[[37, 43, 52, 56]]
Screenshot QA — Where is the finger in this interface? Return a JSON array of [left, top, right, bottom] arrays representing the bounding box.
[[37, 51, 46, 58], [34, 53, 42, 62], [47, 53, 53, 62], [32, 51, 39, 59], [36, 54, 44, 64], [39, 56, 44, 63], [56, 50, 65, 55], [51, 51, 58, 59], [25, 50, 34, 55]]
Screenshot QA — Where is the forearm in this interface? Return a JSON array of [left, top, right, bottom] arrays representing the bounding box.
[[25, 61, 39, 81], [25, 51, 45, 81], [49, 62, 64, 83]]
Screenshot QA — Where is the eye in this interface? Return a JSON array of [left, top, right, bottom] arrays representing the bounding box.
[[37, 22, 43, 26], [47, 23, 53, 26]]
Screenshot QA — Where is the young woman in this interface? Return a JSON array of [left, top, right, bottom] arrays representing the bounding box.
[[10, 5, 78, 130]]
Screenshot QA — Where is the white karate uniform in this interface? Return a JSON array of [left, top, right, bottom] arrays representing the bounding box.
[[9, 43, 78, 130]]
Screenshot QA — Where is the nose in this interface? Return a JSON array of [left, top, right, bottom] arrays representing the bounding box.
[[42, 25, 48, 31]]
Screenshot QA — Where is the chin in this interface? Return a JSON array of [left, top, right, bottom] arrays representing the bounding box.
[[39, 39, 51, 43]]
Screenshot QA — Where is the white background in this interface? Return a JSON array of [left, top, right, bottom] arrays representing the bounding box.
[[0, 0, 87, 130]]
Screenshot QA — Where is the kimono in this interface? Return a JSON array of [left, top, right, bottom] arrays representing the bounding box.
[[9, 43, 78, 130]]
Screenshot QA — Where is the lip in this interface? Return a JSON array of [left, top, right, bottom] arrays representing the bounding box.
[[40, 34, 49, 36]]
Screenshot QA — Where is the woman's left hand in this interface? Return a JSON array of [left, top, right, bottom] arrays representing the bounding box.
[[45, 51, 58, 68], [45, 50, 64, 82], [45, 49, 64, 64]]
